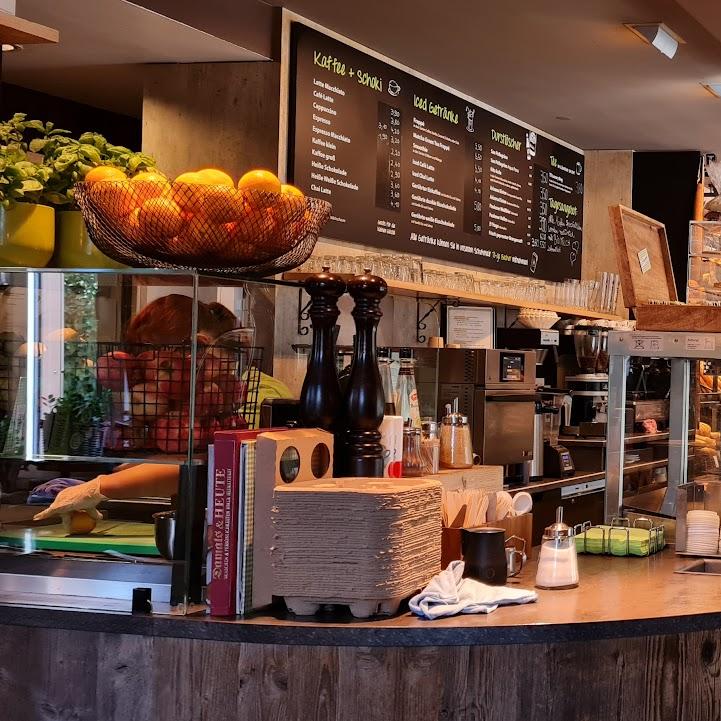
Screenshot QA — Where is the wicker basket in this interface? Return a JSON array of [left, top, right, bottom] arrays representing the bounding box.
[[75, 181, 331, 277]]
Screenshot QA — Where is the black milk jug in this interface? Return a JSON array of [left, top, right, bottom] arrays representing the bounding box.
[[461, 527, 508, 586]]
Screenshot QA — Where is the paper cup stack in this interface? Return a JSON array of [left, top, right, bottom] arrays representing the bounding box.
[[686, 509, 720, 555], [272, 477, 442, 617]]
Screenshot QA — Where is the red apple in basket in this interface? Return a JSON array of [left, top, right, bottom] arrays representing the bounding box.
[[218, 414, 249, 432], [96, 351, 139, 391], [139, 350, 192, 400], [153, 412, 204, 454], [213, 375, 248, 413], [194, 381, 223, 417], [199, 345, 237, 382], [130, 382, 170, 419]]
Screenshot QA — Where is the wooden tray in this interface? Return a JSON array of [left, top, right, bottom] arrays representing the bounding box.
[[609, 205, 677, 309]]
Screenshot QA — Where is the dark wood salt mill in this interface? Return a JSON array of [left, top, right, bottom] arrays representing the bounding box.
[[299, 266, 346, 431], [339, 269, 388, 477]]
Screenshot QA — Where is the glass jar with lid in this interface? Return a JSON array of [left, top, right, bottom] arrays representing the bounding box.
[[535, 507, 579, 589], [439, 399, 473, 469]]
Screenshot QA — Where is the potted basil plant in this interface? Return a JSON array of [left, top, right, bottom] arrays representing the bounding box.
[[32, 129, 156, 269], [0, 114, 55, 267]]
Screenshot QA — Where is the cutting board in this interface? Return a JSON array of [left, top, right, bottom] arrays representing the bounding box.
[[0, 520, 160, 556]]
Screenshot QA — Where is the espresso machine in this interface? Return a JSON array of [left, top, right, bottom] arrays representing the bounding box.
[[435, 349, 536, 484], [564, 323, 609, 436], [496, 327, 560, 388]]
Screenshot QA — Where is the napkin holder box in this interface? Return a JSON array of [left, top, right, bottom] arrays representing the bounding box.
[[252, 429, 334, 610], [441, 513, 533, 568], [257, 428, 334, 486]]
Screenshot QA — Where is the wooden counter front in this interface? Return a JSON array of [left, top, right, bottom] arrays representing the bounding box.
[[2, 551, 721, 720]]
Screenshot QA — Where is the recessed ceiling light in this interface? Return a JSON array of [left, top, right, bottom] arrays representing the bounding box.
[[1, 43, 22, 52], [625, 22, 685, 59], [702, 83, 721, 99]]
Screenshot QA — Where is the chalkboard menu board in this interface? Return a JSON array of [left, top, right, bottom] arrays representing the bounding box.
[[288, 23, 584, 281]]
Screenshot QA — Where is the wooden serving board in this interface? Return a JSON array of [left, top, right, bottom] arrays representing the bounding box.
[[635, 304, 721, 332]]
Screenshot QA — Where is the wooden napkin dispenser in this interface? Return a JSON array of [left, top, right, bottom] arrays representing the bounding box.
[[256, 429, 334, 486], [441, 513, 533, 568]]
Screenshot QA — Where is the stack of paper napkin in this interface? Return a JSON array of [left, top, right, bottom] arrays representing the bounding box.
[[272, 477, 442, 616]]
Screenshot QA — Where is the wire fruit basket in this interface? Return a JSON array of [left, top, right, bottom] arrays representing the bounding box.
[[24, 338, 263, 458], [75, 181, 332, 277]]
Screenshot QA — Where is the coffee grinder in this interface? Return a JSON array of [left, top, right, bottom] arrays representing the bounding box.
[[564, 323, 609, 436]]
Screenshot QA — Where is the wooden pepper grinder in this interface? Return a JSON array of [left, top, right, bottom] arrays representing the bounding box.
[[339, 269, 388, 477], [299, 266, 346, 431]]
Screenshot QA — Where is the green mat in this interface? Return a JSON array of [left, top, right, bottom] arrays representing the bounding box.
[[0, 520, 160, 556], [575, 525, 665, 557]]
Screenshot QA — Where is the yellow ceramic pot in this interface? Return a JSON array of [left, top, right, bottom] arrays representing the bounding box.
[[54, 211, 126, 269], [0, 203, 55, 267]]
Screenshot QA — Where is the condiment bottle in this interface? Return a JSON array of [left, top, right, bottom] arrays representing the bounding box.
[[394, 348, 421, 428], [402, 419, 424, 477], [378, 347, 396, 416], [535, 507, 579, 590], [439, 399, 473, 469], [421, 418, 440, 474]]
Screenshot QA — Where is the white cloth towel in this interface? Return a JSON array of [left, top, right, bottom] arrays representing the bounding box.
[[409, 561, 538, 619]]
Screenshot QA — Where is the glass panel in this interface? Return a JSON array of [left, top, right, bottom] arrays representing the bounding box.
[[0, 269, 277, 614]]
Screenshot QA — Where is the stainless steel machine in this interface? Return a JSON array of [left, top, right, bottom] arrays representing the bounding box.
[[435, 349, 536, 484]]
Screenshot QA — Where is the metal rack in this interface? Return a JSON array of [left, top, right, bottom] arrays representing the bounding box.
[[575, 516, 665, 556]]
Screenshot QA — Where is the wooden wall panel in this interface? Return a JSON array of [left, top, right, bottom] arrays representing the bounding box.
[[142, 62, 280, 180], [4, 624, 721, 721], [582, 150, 634, 316]]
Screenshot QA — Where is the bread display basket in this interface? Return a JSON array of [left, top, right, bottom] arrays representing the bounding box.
[[75, 181, 331, 278]]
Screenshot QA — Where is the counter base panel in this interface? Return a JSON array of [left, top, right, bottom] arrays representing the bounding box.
[[0, 622, 715, 721]]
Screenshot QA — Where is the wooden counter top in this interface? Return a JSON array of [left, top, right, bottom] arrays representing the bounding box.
[[3, 550, 721, 646]]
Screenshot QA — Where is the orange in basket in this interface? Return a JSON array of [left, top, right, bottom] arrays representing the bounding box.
[[130, 171, 171, 204], [138, 197, 186, 238], [87, 182, 137, 221]]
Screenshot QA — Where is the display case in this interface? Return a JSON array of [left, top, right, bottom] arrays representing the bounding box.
[[0, 268, 279, 614], [605, 330, 721, 531], [687, 221, 721, 305]]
